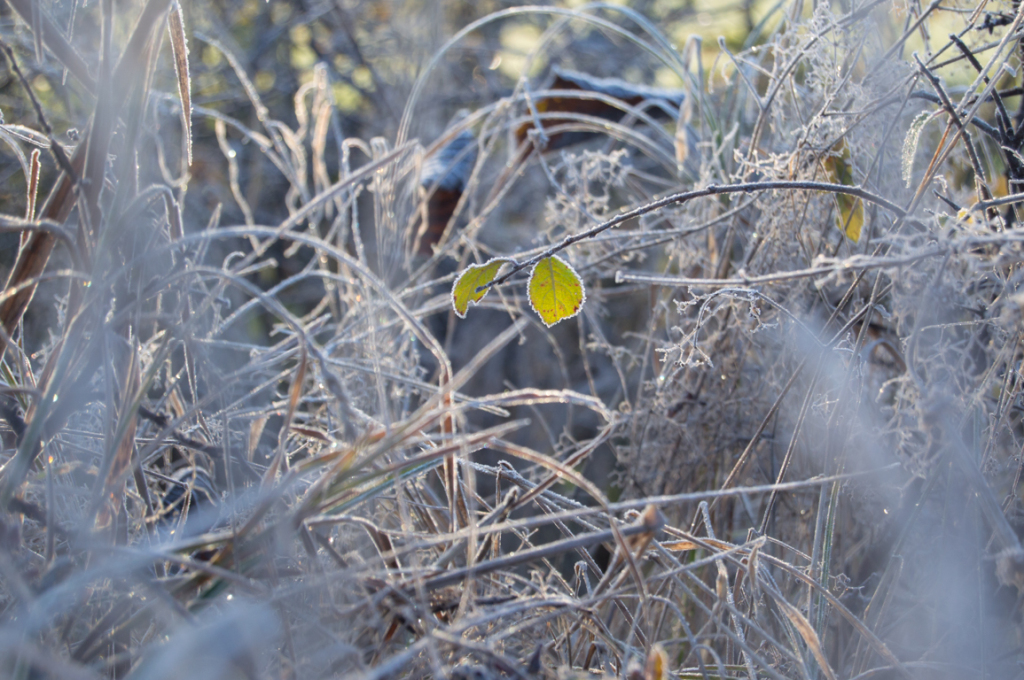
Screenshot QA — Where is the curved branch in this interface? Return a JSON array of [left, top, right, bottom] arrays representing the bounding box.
[[488, 180, 908, 289]]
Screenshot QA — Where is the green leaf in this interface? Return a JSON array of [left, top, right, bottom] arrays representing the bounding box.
[[451, 258, 509, 318], [528, 256, 586, 327]]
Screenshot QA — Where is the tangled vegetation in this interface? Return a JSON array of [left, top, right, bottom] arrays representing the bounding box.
[[0, 0, 1023, 678]]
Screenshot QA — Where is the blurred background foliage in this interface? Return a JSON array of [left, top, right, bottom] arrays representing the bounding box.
[[0, 0, 992, 276], [0, 0, 773, 232]]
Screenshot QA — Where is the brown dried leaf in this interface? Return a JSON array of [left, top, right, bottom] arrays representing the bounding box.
[[662, 539, 699, 552], [25, 149, 40, 221], [264, 349, 308, 483], [767, 586, 837, 680], [167, 1, 192, 168], [97, 347, 140, 530], [248, 415, 269, 463]]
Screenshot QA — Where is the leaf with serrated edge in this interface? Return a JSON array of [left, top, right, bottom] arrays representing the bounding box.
[[452, 259, 509, 318], [528, 256, 586, 327]]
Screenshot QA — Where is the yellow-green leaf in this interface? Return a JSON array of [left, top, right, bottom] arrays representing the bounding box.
[[528, 256, 585, 327], [836, 193, 863, 242], [451, 258, 508, 318], [824, 140, 864, 242], [644, 643, 668, 680]]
